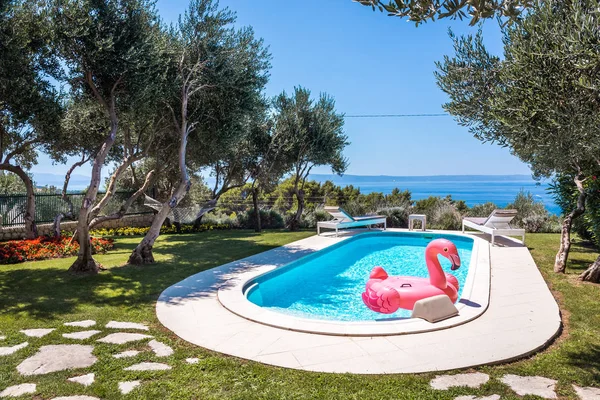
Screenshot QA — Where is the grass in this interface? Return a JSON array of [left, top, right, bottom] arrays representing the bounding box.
[[0, 230, 598, 399]]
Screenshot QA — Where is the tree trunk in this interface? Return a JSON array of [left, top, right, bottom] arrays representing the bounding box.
[[290, 188, 304, 231], [69, 102, 118, 274], [579, 255, 600, 283], [88, 169, 155, 230], [252, 187, 261, 232], [0, 164, 37, 239], [554, 176, 586, 273]]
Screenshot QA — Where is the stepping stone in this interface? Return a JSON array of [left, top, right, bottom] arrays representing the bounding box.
[[573, 385, 600, 400], [113, 350, 140, 359], [63, 330, 101, 340], [20, 328, 54, 338], [0, 383, 36, 397], [106, 321, 149, 331], [185, 358, 199, 364], [119, 380, 141, 394], [68, 373, 95, 387], [0, 342, 28, 356], [455, 396, 501, 400], [97, 333, 152, 345], [500, 374, 557, 399], [124, 362, 171, 371], [65, 320, 96, 328], [51, 397, 100, 400], [148, 340, 173, 357], [17, 344, 97, 376], [430, 372, 490, 390]]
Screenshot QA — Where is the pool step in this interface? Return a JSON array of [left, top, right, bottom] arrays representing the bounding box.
[[411, 295, 459, 323]]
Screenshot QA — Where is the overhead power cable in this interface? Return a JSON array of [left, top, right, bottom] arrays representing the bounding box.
[[344, 113, 449, 118]]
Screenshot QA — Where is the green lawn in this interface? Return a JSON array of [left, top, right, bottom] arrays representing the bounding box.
[[0, 231, 598, 399]]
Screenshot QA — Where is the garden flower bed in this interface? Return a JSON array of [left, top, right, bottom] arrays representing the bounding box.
[[0, 236, 114, 264]]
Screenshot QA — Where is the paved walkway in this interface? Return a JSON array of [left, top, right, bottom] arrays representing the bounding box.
[[156, 230, 561, 374]]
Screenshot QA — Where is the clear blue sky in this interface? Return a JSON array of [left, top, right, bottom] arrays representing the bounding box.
[[32, 0, 532, 182]]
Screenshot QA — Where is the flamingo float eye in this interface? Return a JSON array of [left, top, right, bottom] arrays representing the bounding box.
[[443, 247, 448, 252]]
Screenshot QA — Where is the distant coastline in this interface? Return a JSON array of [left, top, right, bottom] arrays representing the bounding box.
[[309, 173, 559, 214]]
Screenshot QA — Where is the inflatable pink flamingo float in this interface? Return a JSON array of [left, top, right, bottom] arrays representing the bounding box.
[[362, 238, 461, 314]]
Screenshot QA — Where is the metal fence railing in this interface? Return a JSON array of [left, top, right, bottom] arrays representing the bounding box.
[[0, 191, 153, 227]]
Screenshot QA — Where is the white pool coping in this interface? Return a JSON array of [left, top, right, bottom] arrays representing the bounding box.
[[217, 230, 490, 336], [156, 229, 562, 374]]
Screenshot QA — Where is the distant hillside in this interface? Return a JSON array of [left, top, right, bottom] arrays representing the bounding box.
[[309, 174, 539, 183], [33, 172, 91, 190]]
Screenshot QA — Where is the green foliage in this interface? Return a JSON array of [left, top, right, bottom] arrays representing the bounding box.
[[0, 0, 63, 168], [237, 209, 284, 230], [355, 0, 532, 26], [0, 171, 29, 194], [89, 223, 232, 237], [436, 2, 600, 182], [506, 190, 551, 233], [550, 173, 600, 246]]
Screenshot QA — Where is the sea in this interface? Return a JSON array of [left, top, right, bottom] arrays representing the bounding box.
[[309, 174, 560, 215]]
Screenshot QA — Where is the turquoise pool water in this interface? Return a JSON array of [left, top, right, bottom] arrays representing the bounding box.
[[246, 232, 474, 321]]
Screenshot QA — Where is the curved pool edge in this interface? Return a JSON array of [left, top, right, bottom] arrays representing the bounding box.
[[216, 231, 491, 336], [156, 230, 562, 374]]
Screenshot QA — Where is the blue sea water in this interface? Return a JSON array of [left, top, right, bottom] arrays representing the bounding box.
[[310, 174, 560, 215], [246, 232, 473, 322]]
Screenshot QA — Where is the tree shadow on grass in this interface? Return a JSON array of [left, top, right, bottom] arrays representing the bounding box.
[[0, 231, 310, 320], [563, 344, 600, 383]]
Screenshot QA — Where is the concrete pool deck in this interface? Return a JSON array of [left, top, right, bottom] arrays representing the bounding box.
[[156, 229, 561, 374]]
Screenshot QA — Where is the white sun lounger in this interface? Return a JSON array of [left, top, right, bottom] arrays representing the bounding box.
[[462, 209, 525, 245], [317, 206, 387, 236]]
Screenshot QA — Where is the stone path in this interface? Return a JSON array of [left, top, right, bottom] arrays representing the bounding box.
[[119, 380, 140, 394], [149, 339, 173, 357], [64, 320, 96, 328], [106, 321, 149, 331], [113, 350, 140, 359], [574, 385, 600, 400], [20, 328, 54, 338], [430, 372, 489, 390], [97, 332, 152, 344], [500, 374, 557, 399], [124, 362, 171, 371], [0, 342, 28, 356], [0, 383, 36, 397], [67, 373, 95, 387], [17, 345, 97, 376], [63, 330, 101, 340], [1, 319, 599, 400]]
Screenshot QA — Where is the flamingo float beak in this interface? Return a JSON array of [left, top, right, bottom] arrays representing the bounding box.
[[449, 253, 461, 271]]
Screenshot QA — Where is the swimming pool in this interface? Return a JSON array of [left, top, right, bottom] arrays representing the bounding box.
[[245, 232, 474, 322]]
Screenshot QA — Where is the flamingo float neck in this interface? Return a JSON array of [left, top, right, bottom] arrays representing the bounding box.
[[425, 245, 448, 289]]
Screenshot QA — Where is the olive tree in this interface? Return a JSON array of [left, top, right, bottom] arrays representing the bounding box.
[[53, 0, 164, 273], [435, 0, 600, 281], [272, 87, 349, 231], [355, 0, 532, 25], [128, 0, 259, 263], [1, 0, 62, 238]]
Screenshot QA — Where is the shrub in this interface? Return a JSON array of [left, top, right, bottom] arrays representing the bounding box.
[[506, 190, 551, 233], [237, 209, 285, 229], [0, 236, 114, 264], [377, 206, 409, 228], [89, 223, 232, 237], [466, 202, 499, 217], [432, 203, 462, 230]]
